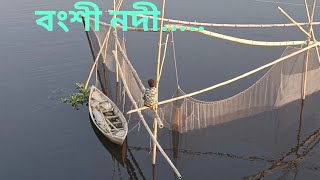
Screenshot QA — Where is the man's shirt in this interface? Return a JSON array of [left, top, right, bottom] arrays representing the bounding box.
[[143, 87, 158, 107]]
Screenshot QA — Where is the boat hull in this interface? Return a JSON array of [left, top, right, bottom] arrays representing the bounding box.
[[89, 86, 128, 146]]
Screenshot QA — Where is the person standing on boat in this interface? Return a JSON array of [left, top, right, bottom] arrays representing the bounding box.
[[143, 79, 158, 110]]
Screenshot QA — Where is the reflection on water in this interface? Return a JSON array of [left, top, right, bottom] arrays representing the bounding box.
[[90, 119, 146, 180], [90, 90, 320, 179], [245, 101, 320, 179]]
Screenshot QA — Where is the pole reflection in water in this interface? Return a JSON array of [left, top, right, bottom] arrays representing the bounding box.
[[90, 119, 146, 180], [244, 100, 320, 179]]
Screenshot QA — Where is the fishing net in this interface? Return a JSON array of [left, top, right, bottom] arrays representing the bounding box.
[[87, 18, 320, 134]]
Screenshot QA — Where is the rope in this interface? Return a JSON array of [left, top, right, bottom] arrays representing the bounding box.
[[95, 65, 99, 87], [128, 107, 142, 134], [159, 33, 170, 81], [171, 32, 180, 88]]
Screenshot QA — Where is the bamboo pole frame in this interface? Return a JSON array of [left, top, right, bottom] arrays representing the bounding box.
[[112, 50, 182, 179], [277, 6, 311, 38], [84, 30, 110, 89], [127, 42, 320, 114], [82, 17, 108, 93], [302, 0, 317, 99], [84, 0, 124, 89], [88, 18, 308, 47]]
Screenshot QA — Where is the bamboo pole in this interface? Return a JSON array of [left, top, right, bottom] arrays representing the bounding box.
[[112, 50, 182, 179], [303, 50, 310, 99], [84, 0, 124, 89], [302, 0, 317, 99], [130, 14, 320, 28], [310, 25, 320, 64], [114, 0, 119, 83], [82, 17, 108, 93], [127, 42, 320, 114], [82, 18, 96, 62], [302, 0, 311, 100], [308, 0, 320, 64], [168, 24, 308, 46], [153, 0, 167, 166], [114, 0, 120, 105], [304, 0, 311, 23], [84, 30, 110, 89], [277, 6, 311, 38]]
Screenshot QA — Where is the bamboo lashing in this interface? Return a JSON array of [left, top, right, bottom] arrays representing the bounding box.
[[84, 0, 124, 89], [153, 0, 167, 166], [132, 14, 320, 28], [127, 41, 320, 114], [112, 50, 182, 179], [277, 6, 312, 38]]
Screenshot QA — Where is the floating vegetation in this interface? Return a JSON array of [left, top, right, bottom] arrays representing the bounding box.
[[62, 83, 90, 109]]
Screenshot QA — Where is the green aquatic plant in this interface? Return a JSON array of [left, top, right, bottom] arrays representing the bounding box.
[[62, 83, 90, 109]]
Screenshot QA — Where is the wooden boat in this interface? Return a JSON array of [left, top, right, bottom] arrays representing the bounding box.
[[89, 86, 128, 145]]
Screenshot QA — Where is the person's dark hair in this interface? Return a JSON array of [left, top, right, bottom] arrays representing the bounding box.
[[148, 79, 155, 87]]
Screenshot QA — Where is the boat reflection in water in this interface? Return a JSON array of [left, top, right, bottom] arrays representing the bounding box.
[[90, 119, 146, 180]]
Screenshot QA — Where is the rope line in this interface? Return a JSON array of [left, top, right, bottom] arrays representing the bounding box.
[[171, 32, 180, 88], [159, 33, 170, 81]]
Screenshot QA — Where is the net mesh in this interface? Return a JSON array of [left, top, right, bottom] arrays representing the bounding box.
[[87, 19, 320, 134]]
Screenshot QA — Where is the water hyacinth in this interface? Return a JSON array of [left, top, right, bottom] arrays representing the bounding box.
[[62, 83, 90, 109]]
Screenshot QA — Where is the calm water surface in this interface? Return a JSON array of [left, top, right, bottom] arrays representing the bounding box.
[[1, 0, 320, 179]]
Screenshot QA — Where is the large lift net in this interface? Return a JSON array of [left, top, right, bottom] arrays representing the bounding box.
[[87, 19, 320, 134]]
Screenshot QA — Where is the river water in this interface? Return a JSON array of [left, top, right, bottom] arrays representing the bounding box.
[[1, 0, 320, 179]]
